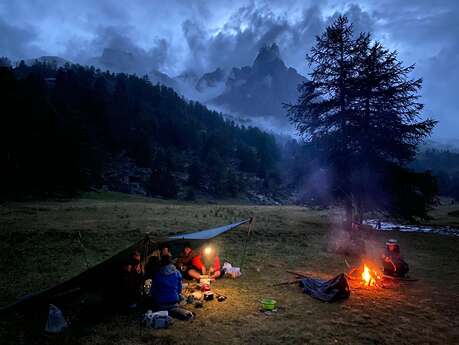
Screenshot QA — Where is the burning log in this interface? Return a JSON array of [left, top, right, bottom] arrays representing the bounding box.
[[346, 263, 383, 287]]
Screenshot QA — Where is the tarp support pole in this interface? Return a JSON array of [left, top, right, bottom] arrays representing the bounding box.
[[239, 217, 255, 269], [77, 231, 90, 269]]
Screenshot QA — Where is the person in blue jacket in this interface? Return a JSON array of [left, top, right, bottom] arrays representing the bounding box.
[[151, 254, 182, 308]]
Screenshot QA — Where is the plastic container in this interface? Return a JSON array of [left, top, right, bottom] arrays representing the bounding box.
[[199, 275, 211, 285], [260, 298, 277, 311]]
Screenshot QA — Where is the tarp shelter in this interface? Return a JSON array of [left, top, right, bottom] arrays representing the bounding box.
[[0, 219, 252, 315]]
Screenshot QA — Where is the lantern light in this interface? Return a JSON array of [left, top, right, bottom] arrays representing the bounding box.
[[204, 246, 212, 256]]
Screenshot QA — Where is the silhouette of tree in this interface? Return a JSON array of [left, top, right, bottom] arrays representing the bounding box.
[[287, 16, 437, 224]]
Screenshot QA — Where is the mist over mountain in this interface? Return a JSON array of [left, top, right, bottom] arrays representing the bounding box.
[[196, 68, 227, 92], [210, 43, 306, 127], [25, 56, 71, 68], [74, 42, 306, 131], [143, 43, 305, 131]]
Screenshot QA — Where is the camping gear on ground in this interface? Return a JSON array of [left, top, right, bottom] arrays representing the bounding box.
[[299, 273, 350, 302], [143, 310, 155, 328], [200, 284, 211, 292], [222, 262, 242, 279], [260, 298, 277, 311], [191, 291, 203, 300], [199, 275, 211, 286], [45, 304, 68, 333], [186, 295, 195, 304], [168, 307, 194, 321], [153, 303, 194, 321], [203, 291, 214, 301], [143, 310, 172, 329], [214, 291, 227, 302]]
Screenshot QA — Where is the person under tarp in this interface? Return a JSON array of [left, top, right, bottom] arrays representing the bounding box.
[[175, 242, 199, 280], [149, 254, 193, 320], [145, 243, 172, 279], [191, 244, 221, 280], [381, 239, 409, 277], [108, 251, 144, 310]]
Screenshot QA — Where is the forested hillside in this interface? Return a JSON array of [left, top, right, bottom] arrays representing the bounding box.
[[411, 149, 459, 201], [0, 62, 281, 200]]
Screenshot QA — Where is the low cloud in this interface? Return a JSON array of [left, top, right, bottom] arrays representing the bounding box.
[[0, 18, 44, 60], [79, 26, 171, 75]]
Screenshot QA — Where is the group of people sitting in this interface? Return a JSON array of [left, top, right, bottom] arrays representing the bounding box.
[[109, 242, 221, 315]]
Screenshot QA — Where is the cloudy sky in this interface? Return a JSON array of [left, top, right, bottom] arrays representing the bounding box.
[[0, 0, 458, 138]]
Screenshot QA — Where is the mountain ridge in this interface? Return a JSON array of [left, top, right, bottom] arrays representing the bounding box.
[[21, 43, 306, 130]]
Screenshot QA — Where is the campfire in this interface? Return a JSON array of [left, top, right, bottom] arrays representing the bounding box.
[[346, 261, 383, 287], [361, 264, 380, 287]]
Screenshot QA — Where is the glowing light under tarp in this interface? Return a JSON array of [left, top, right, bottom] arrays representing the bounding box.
[[204, 246, 212, 256]]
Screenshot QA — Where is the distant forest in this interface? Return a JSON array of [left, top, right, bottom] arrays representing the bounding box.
[[0, 61, 285, 200], [411, 149, 459, 201], [0, 60, 457, 203]]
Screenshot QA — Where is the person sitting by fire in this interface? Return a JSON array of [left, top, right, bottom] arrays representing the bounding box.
[[175, 242, 200, 280], [191, 244, 221, 280], [381, 239, 409, 277], [145, 243, 172, 279]]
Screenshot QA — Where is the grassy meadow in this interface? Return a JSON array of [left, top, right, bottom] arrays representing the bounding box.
[[0, 192, 458, 344]]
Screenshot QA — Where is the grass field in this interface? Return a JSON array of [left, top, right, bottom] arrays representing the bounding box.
[[1, 192, 459, 344]]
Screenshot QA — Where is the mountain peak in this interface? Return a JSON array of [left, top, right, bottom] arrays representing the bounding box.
[[252, 43, 285, 74], [253, 43, 281, 66], [212, 42, 306, 123]]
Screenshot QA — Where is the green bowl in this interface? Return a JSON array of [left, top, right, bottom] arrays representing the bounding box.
[[260, 298, 277, 311]]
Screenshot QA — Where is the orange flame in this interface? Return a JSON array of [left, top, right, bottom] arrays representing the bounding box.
[[361, 264, 377, 286]]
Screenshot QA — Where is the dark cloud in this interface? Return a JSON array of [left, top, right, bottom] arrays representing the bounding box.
[[182, 4, 324, 74], [0, 18, 43, 59], [0, 0, 457, 137], [367, 1, 459, 137]]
